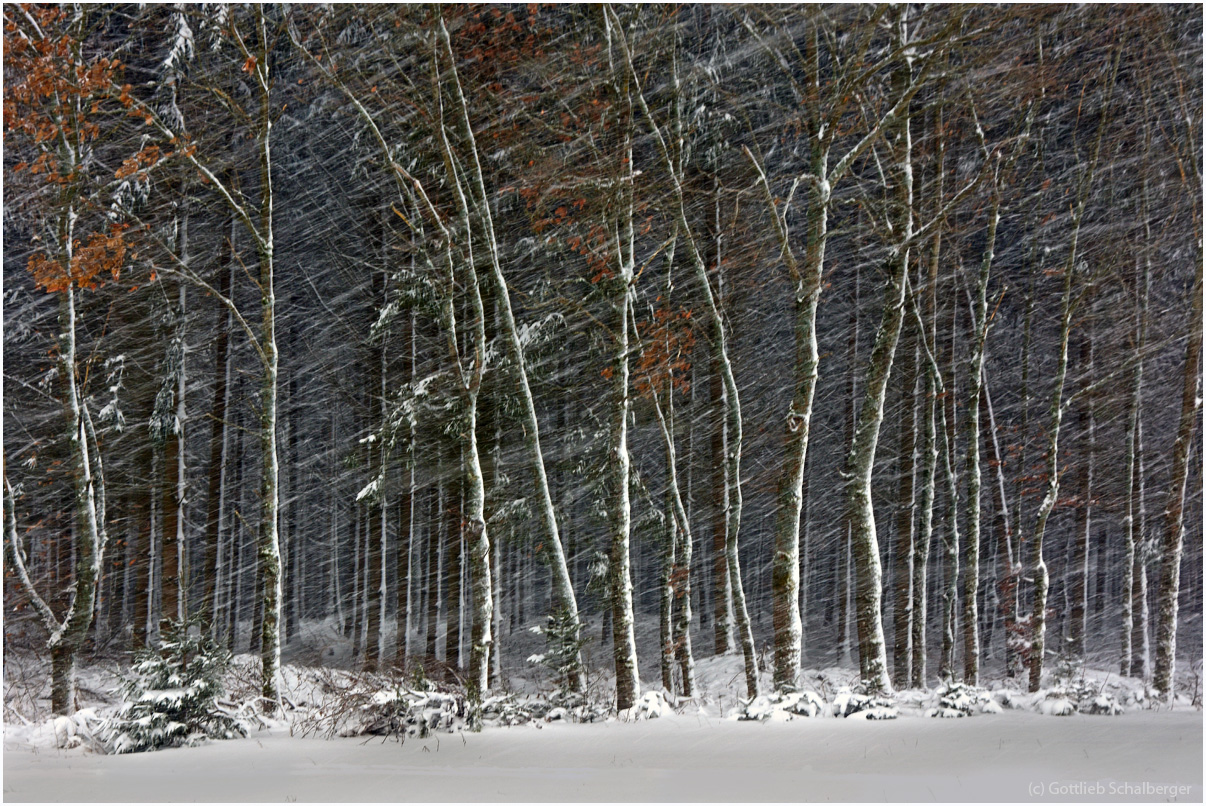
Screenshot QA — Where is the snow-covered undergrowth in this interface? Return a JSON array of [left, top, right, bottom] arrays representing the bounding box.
[[4, 615, 1201, 762]]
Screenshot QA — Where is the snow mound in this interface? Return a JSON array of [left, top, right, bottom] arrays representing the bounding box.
[[52, 708, 103, 749], [738, 690, 826, 721], [831, 686, 898, 720], [619, 690, 670, 721], [1035, 691, 1077, 716]]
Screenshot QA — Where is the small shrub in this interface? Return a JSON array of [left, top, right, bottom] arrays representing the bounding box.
[[102, 619, 245, 754], [931, 682, 1002, 718], [527, 607, 586, 692], [832, 684, 897, 720]]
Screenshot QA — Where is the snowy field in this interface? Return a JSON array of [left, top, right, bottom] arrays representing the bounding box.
[[4, 708, 1201, 803], [4, 620, 1202, 802]]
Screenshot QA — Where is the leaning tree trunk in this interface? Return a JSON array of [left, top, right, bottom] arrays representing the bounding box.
[[844, 6, 914, 694], [634, 284, 699, 699], [981, 371, 1017, 674], [846, 258, 909, 694], [609, 6, 757, 697], [446, 65, 583, 692], [432, 28, 495, 696]]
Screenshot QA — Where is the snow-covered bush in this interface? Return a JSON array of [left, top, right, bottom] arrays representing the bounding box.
[[1030, 663, 1124, 716], [1078, 692, 1124, 715], [52, 709, 104, 749], [101, 619, 245, 754], [479, 693, 534, 726], [832, 685, 897, 720], [738, 689, 826, 721], [338, 679, 467, 738], [930, 682, 1002, 718], [1035, 689, 1077, 716], [479, 689, 608, 725]]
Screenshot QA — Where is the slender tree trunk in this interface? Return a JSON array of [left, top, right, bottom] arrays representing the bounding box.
[[364, 251, 389, 671], [605, 7, 755, 695], [660, 512, 676, 694], [600, 11, 642, 711], [1153, 256, 1203, 696], [444, 450, 463, 671], [1028, 253, 1076, 692], [1028, 52, 1116, 691], [961, 189, 1000, 684], [396, 313, 415, 668], [906, 91, 943, 689], [158, 276, 186, 626], [433, 25, 499, 696], [981, 370, 1017, 672], [1133, 501, 1151, 680], [132, 464, 152, 650], [669, 396, 697, 698], [426, 482, 441, 663], [1068, 335, 1093, 660], [710, 363, 731, 655], [840, 272, 858, 668], [891, 316, 917, 687], [1122, 352, 1141, 675], [245, 10, 283, 705], [938, 374, 960, 683], [51, 287, 107, 713], [203, 246, 235, 633], [4, 186, 110, 713], [843, 7, 914, 694]]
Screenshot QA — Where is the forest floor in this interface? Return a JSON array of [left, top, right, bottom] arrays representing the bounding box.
[[3, 617, 1203, 802], [4, 706, 1202, 802]]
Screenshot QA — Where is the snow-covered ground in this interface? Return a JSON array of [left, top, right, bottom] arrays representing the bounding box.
[[4, 617, 1202, 802], [5, 708, 1201, 802]]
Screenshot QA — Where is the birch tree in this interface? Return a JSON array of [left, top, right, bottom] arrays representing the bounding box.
[[3, 4, 123, 714], [1027, 50, 1118, 693], [740, 4, 959, 692], [605, 3, 759, 697]]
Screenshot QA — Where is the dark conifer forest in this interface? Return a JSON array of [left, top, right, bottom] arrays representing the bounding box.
[[4, 3, 1201, 717]]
